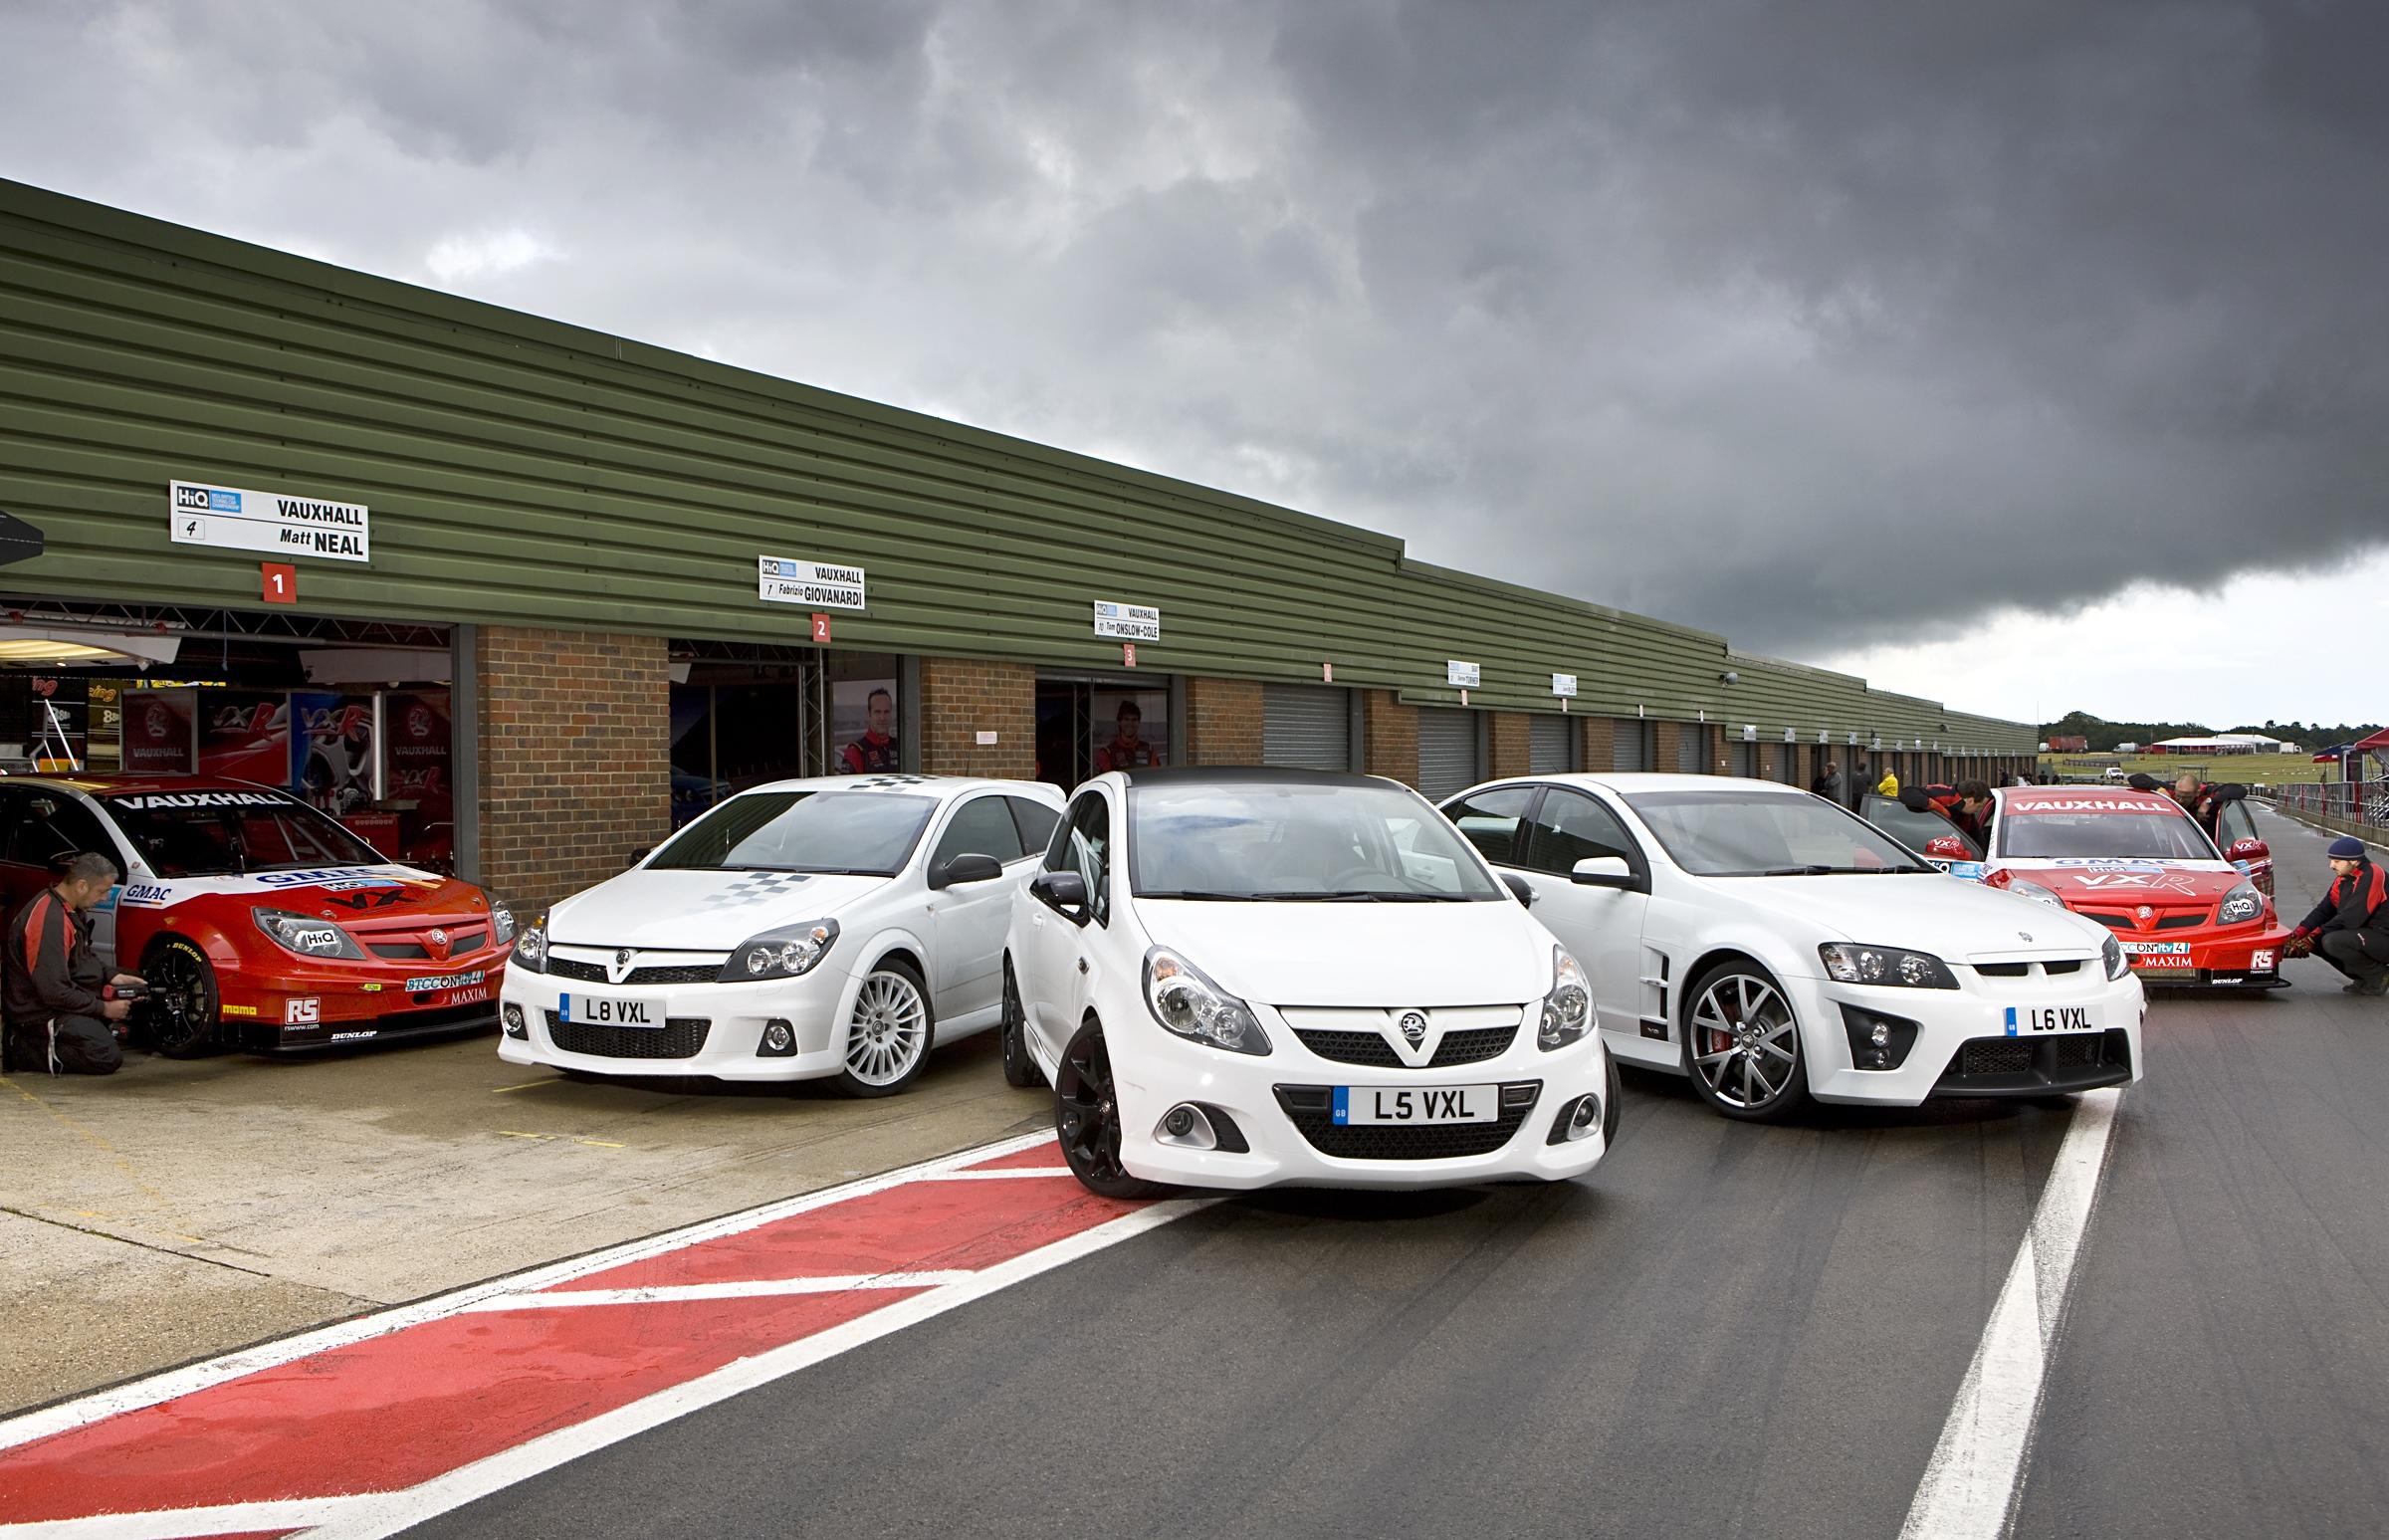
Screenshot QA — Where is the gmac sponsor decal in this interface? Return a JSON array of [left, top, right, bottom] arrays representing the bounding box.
[[119, 883, 175, 907]]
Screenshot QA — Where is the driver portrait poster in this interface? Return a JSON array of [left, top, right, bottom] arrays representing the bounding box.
[[292, 691, 377, 816], [121, 689, 198, 773]]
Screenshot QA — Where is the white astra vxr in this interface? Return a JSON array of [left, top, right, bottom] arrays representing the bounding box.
[[500, 775, 1063, 1094], [1001, 769, 1618, 1197], [1438, 773, 2146, 1121]]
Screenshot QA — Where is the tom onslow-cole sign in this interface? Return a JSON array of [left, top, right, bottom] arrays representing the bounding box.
[[170, 481, 369, 563]]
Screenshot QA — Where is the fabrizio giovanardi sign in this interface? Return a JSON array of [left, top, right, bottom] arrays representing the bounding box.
[[759, 556, 867, 610], [170, 481, 370, 563]]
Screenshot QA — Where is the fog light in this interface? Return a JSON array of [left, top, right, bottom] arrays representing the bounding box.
[[1547, 1092, 1605, 1145], [1869, 1022, 1890, 1048], [757, 1018, 797, 1057], [1164, 1105, 1194, 1137], [502, 1003, 527, 1039], [1571, 1096, 1601, 1130], [1840, 1004, 1919, 1071], [1155, 1103, 1217, 1150]]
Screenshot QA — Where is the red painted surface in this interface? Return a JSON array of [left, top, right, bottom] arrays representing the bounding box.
[[962, 1143, 1079, 1172]]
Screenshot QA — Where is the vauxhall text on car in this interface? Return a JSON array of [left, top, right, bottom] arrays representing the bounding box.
[[1002, 768, 1617, 1197], [500, 775, 1063, 1093], [1439, 772, 2145, 1122]]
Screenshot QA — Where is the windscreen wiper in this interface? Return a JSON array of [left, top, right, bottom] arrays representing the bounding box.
[[1254, 889, 1458, 902], [1138, 890, 1252, 901], [1759, 865, 1839, 876]]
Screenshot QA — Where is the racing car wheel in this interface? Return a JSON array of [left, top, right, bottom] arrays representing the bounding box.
[[137, 937, 222, 1058]]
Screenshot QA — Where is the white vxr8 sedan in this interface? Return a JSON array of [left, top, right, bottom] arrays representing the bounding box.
[[500, 775, 1063, 1094], [1002, 768, 1618, 1198], [1439, 773, 2146, 1122]]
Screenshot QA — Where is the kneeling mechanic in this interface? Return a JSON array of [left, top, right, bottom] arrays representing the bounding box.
[[2286, 836, 2389, 997], [3, 851, 145, 1075]]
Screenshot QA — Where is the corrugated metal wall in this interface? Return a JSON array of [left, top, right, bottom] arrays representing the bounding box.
[[0, 179, 2036, 755]]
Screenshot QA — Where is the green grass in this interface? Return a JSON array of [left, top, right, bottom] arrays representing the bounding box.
[[2036, 751, 2332, 785]]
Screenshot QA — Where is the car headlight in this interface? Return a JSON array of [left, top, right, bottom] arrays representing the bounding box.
[[513, 920, 547, 974], [2102, 935, 2128, 981], [1818, 943, 1958, 990], [489, 899, 518, 945], [1144, 947, 1269, 1055], [723, 920, 839, 982], [2003, 879, 2068, 910], [2217, 882, 2264, 926], [254, 909, 366, 961], [1539, 947, 1593, 1049]]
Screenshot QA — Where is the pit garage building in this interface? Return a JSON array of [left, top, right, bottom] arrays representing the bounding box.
[[0, 179, 2038, 912]]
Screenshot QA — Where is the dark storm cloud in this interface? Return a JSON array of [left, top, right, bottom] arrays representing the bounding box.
[[4, 0, 2384, 654]]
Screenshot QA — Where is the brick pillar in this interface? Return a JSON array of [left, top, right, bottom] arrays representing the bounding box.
[[919, 657, 1034, 779], [1652, 721, 1683, 774], [1707, 725, 1729, 774], [1580, 715, 1617, 772], [1185, 677, 1263, 766], [1758, 740, 1781, 780], [1361, 690, 1418, 786], [1488, 712, 1532, 779], [476, 626, 671, 916]]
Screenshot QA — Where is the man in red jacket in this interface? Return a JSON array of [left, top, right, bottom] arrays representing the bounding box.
[[3, 852, 144, 1075], [2287, 837, 2389, 995]]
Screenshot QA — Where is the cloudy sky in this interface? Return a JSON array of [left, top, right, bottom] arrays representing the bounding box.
[[5, 0, 2385, 729]]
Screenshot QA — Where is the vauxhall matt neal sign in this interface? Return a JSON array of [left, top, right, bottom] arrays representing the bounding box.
[[170, 480, 371, 563]]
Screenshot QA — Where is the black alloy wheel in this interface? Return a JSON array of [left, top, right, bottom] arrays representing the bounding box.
[[1053, 1019, 1163, 1200], [138, 937, 221, 1058], [1000, 959, 1043, 1088]]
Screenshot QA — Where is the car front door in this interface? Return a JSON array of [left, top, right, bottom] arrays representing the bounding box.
[[1517, 787, 1657, 1054], [2215, 798, 2271, 897], [1027, 789, 1112, 1061], [923, 793, 1028, 1023]]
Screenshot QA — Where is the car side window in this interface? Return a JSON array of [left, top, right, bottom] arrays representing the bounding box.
[[2217, 800, 2257, 849], [8, 792, 119, 879], [1047, 791, 1113, 925], [1441, 785, 1538, 867], [1526, 788, 1643, 877], [930, 795, 1024, 870], [1005, 796, 1061, 859]]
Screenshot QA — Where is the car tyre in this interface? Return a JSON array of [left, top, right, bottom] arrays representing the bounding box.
[[1053, 1018, 1164, 1200], [1000, 957, 1044, 1088], [138, 937, 222, 1058], [1680, 960, 1810, 1122], [830, 959, 935, 1098]]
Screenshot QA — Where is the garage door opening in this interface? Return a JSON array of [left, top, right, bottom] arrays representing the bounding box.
[[1262, 684, 1352, 772], [1415, 707, 1480, 800], [1036, 674, 1167, 791], [668, 643, 904, 827]]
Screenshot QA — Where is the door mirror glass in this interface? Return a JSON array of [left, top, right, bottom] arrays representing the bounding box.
[[1498, 871, 1536, 907], [2227, 837, 2269, 863], [1923, 834, 1971, 860], [1571, 855, 1637, 889], [931, 851, 1005, 890], [1030, 868, 1090, 920], [625, 845, 652, 868]]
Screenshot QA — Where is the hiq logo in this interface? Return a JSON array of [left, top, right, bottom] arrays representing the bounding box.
[[175, 485, 240, 512]]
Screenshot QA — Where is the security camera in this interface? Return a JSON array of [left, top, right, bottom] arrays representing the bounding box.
[[1719, 670, 1739, 685]]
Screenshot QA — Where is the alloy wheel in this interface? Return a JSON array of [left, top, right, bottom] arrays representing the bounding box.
[[1690, 973, 1799, 1110], [843, 971, 929, 1087], [1055, 1027, 1128, 1185]]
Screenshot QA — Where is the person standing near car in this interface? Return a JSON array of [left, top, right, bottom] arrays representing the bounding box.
[[2127, 770, 2249, 844], [1902, 778, 1998, 848], [1846, 762, 1872, 810], [1811, 760, 1844, 802], [2, 852, 145, 1076], [2288, 836, 2389, 996]]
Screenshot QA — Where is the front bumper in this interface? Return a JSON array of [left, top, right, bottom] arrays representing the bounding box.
[[2114, 926, 2293, 990], [1784, 967, 2146, 1106], [497, 964, 856, 1081], [1110, 1011, 1615, 1191], [220, 950, 511, 1050]]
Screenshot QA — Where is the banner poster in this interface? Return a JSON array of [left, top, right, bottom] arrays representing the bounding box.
[[121, 690, 199, 773], [292, 691, 378, 816], [197, 690, 293, 782]]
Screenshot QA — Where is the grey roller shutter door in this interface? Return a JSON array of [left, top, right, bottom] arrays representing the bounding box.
[[1779, 746, 1803, 785], [1263, 685, 1350, 771], [1728, 741, 1757, 777], [1415, 709, 1479, 799], [1677, 728, 1703, 773], [1529, 716, 1570, 774], [1613, 720, 1647, 772]]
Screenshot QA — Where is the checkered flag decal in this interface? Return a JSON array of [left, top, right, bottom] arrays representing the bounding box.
[[698, 872, 815, 908], [846, 774, 934, 790]]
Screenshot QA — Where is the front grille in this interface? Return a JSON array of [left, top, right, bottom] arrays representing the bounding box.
[[2051, 1035, 2104, 1069], [365, 927, 489, 961], [1273, 1083, 1538, 1160], [544, 958, 719, 986], [1975, 963, 2029, 978], [2088, 913, 2134, 931], [1293, 1024, 1519, 1069], [1961, 1039, 2034, 1076], [543, 1011, 711, 1059], [1933, 1029, 2132, 1098], [2154, 915, 2206, 931], [2045, 959, 2083, 975]]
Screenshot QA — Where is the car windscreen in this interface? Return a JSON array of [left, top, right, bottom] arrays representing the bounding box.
[[102, 789, 386, 877], [647, 790, 936, 876], [1129, 779, 1506, 900], [1997, 805, 2214, 861], [1860, 796, 1983, 859], [1621, 788, 1932, 876]]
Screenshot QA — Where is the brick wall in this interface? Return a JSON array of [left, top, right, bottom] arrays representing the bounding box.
[[1186, 677, 1263, 766], [1361, 690, 1419, 785], [1580, 716, 1618, 772], [919, 657, 1035, 779], [1488, 712, 1532, 779], [1652, 721, 1684, 774], [1758, 740, 1781, 781], [476, 626, 671, 916]]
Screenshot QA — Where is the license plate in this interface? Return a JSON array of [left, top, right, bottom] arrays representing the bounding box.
[[2008, 1004, 2102, 1034], [1332, 1085, 1496, 1125], [558, 994, 660, 1027]]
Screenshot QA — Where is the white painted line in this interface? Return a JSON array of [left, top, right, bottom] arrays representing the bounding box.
[[461, 1271, 980, 1311], [0, 1130, 1058, 1454], [297, 1198, 1213, 1539], [0, 1494, 377, 1539], [935, 1167, 1076, 1180], [1898, 1087, 2123, 1540]]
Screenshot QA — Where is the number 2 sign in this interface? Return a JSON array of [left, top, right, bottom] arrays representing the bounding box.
[[261, 562, 298, 605]]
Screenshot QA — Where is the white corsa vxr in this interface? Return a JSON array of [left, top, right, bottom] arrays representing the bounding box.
[[1436, 773, 2147, 1122], [1001, 768, 1618, 1198], [500, 775, 1063, 1094]]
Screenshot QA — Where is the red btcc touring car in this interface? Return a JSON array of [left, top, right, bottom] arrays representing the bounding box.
[[0, 775, 514, 1053], [1973, 785, 2292, 990]]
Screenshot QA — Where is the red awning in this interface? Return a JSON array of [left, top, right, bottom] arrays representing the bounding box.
[[2352, 727, 2389, 754]]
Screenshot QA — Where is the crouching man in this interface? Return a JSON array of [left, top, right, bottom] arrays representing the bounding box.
[[2287, 837, 2389, 997], [3, 852, 144, 1075]]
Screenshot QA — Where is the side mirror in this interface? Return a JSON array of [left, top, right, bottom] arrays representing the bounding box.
[[1029, 869, 1090, 921], [625, 846, 652, 868], [1923, 835, 1970, 860], [2228, 838, 2269, 863], [930, 852, 1004, 890], [1498, 872, 1537, 908], [1571, 856, 1641, 891]]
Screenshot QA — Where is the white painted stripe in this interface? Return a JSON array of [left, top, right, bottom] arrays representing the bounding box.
[[1898, 1087, 2123, 1540], [297, 1199, 1212, 1539], [0, 1131, 1059, 1454], [934, 1167, 1076, 1180], [461, 1271, 979, 1311], [0, 1494, 376, 1539]]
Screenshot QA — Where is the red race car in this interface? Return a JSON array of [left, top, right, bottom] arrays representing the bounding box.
[[0, 775, 514, 1053], [1971, 785, 2292, 990]]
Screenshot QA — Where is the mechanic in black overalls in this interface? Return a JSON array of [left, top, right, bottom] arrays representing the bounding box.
[[2128, 771, 2249, 845], [2, 852, 144, 1075], [2288, 836, 2389, 996]]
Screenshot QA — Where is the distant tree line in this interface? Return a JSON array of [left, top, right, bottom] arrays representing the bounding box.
[[2040, 711, 2385, 753]]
